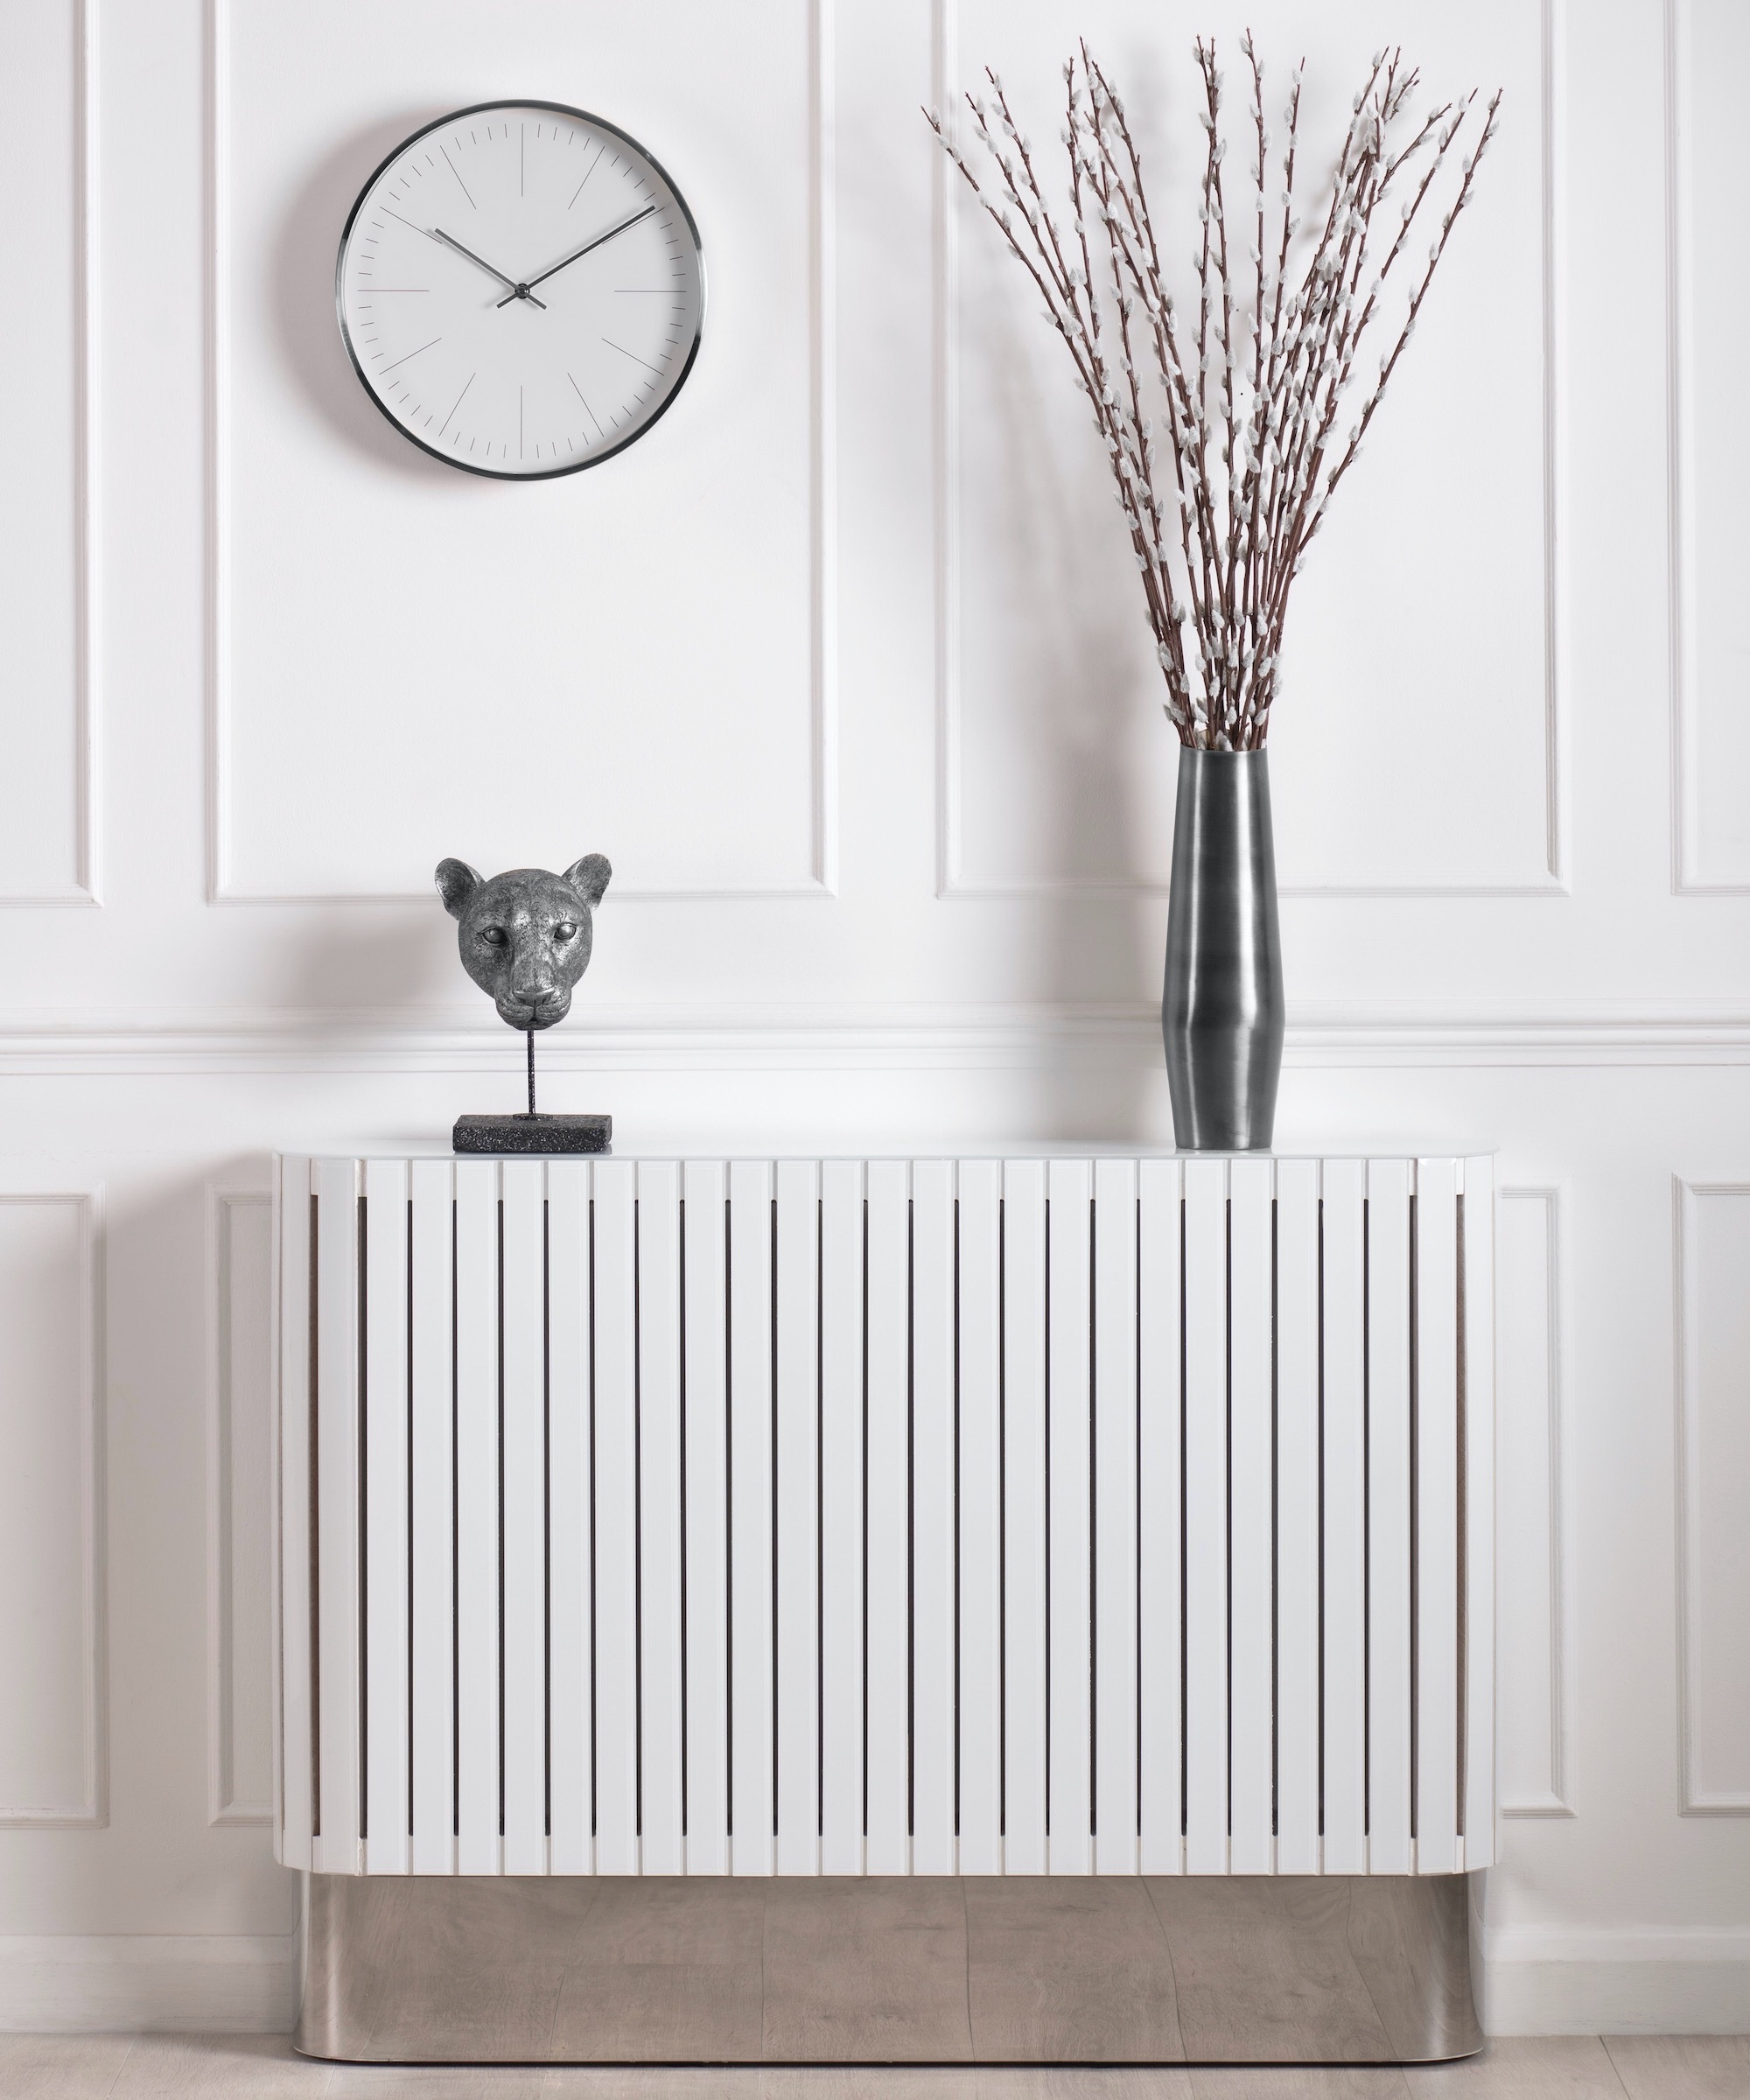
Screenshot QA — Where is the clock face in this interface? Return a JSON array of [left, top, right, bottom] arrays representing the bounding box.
[[336, 101, 704, 479]]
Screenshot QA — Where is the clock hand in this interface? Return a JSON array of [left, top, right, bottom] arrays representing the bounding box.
[[432, 228, 549, 310], [494, 205, 658, 306]]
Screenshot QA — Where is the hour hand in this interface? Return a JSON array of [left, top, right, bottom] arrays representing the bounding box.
[[432, 228, 548, 309]]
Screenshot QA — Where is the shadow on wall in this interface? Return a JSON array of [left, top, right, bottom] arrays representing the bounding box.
[[270, 108, 478, 482], [966, 270, 1165, 1144]]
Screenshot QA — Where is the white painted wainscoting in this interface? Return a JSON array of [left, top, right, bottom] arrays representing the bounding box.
[[0, 0, 1746, 2042]]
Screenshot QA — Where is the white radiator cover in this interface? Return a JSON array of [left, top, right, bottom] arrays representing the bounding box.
[[273, 1152, 1495, 1879]]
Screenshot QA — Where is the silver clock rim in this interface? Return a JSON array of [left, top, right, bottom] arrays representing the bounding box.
[[333, 97, 707, 481]]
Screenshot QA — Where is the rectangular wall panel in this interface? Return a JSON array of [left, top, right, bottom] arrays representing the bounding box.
[[0, 1194, 97, 1824], [1679, 1181, 1750, 1810], [214, 1191, 274, 1826], [1496, 1186, 1568, 1818]]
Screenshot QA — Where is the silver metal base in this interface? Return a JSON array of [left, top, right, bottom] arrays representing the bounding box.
[[297, 1872, 1481, 2065]]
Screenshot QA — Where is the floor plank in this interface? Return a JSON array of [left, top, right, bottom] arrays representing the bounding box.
[[761, 1879, 973, 2063], [1184, 2068, 1413, 2098], [1405, 2037, 1631, 2095], [0, 2033, 137, 2100], [105, 2034, 317, 2098], [1605, 2036, 1750, 2099]]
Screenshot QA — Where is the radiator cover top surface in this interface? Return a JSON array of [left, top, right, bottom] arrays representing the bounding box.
[[273, 1152, 1495, 1880]]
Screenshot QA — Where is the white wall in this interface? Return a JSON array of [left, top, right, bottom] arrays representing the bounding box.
[[0, 0, 1744, 2038]]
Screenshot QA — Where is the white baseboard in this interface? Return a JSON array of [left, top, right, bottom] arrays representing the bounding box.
[[4, 1925, 1747, 2040], [0, 1935, 296, 2033], [1484, 1932, 1750, 2036]]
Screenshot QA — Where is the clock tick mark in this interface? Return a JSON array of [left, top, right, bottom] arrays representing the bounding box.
[[438, 373, 475, 438], [568, 144, 606, 209], [601, 336, 666, 375], [380, 335, 441, 374], [440, 143, 477, 209]]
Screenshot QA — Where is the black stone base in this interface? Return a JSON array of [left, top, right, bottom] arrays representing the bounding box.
[[452, 1113, 612, 1156]]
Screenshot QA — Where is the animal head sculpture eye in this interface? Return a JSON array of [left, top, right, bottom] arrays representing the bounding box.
[[435, 854, 613, 1032]]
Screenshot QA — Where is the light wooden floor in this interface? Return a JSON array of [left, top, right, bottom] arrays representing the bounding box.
[[2, 2035, 1746, 2099]]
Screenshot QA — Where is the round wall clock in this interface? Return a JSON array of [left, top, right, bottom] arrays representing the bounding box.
[[335, 101, 704, 479]]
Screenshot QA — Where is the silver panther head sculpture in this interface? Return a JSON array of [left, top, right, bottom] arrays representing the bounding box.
[[436, 854, 612, 1031]]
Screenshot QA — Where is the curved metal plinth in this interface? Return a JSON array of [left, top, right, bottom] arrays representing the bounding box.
[[298, 1871, 1481, 2065]]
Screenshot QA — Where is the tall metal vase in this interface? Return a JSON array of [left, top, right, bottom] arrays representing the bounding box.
[[1162, 747, 1285, 1151]]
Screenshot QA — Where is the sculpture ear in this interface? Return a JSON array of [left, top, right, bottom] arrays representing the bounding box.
[[435, 858, 483, 919], [563, 853, 612, 908]]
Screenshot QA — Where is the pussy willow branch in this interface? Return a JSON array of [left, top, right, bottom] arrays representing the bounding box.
[[927, 39, 1499, 750]]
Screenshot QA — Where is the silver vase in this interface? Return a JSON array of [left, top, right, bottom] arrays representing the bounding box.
[[1162, 747, 1285, 1152]]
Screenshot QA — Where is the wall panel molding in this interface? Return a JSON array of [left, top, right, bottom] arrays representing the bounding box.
[[0, 1003, 1746, 1074], [0, 1191, 105, 1829], [1497, 1186, 1577, 1817], [206, 1189, 274, 1827], [1666, 0, 1750, 894], [932, 0, 1566, 901], [0, 0, 101, 907], [204, 0, 838, 906], [1673, 1178, 1750, 1813]]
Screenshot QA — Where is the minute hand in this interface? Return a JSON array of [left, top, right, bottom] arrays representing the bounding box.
[[495, 204, 658, 306]]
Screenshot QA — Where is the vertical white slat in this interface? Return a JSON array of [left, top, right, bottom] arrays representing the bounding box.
[[276, 1158, 312, 1871], [1274, 1158, 1321, 1877], [819, 1158, 865, 1875], [364, 1159, 411, 1874], [1137, 1157, 1183, 1875], [1462, 1154, 1498, 1869], [1416, 1158, 1462, 1877], [1047, 1158, 1093, 1874], [313, 1158, 362, 1874], [956, 1159, 1003, 1875], [864, 1158, 910, 1875], [1322, 1158, 1368, 1875], [728, 1158, 776, 1876], [409, 1159, 456, 1875], [547, 1161, 593, 1875], [774, 1159, 820, 1875], [912, 1159, 956, 1875], [1228, 1156, 1274, 1875], [1003, 1158, 1048, 1875], [594, 1158, 640, 1873], [1182, 1157, 1228, 1876], [1093, 1158, 1139, 1875], [500, 1160, 548, 1875], [682, 1160, 729, 1874], [1368, 1157, 1414, 1874], [453, 1159, 500, 1876], [639, 1162, 685, 1875]]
